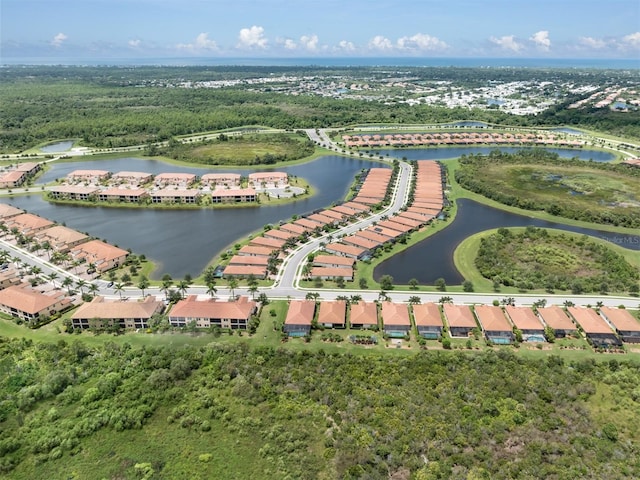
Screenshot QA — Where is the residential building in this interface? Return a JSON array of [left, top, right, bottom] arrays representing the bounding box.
[[200, 173, 242, 187], [324, 242, 367, 259], [150, 189, 200, 204], [381, 301, 411, 337], [0, 204, 24, 220], [98, 188, 149, 203], [222, 265, 267, 279], [349, 301, 378, 329], [475, 305, 514, 344], [309, 266, 353, 282], [34, 225, 89, 253], [567, 306, 621, 348], [48, 185, 100, 201], [412, 302, 443, 339], [5, 213, 54, 236], [66, 169, 110, 184], [169, 296, 257, 329], [154, 173, 196, 188], [443, 303, 477, 337], [504, 305, 545, 341], [537, 306, 577, 338], [0, 284, 70, 322], [211, 188, 257, 203], [248, 172, 288, 187], [110, 171, 153, 186], [317, 300, 346, 328], [313, 255, 355, 269], [283, 299, 316, 337], [72, 296, 163, 330], [70, 240, 128, 272], [600, 306, 640, 343]]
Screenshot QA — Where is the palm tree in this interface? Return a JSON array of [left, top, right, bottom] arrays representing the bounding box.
[[88, 283, 99, 297], [137, 276, 150, 298], [176, 280, 190, 299], [61, 277, 74, 295], [227, 277, 238, 299], [160, 279, 173, 300], [75, 279, 87, 295], [114, 282, 125, 299], [248, 283, 259, 300], [206, 281, 217, 299], [41, 241, 52, 260], [45, 272, 59, 288]]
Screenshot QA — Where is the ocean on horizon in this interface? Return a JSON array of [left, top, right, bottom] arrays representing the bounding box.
[[2, 56, 639, 69]]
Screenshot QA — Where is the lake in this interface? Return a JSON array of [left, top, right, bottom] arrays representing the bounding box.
[[5, 146, 617, 279], [374, 198, 640, 286]]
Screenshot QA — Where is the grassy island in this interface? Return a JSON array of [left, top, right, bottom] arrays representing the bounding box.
[[455, 150, 640, 229]]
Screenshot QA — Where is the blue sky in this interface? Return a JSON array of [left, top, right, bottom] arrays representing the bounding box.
[[1, 0, 639, 59]]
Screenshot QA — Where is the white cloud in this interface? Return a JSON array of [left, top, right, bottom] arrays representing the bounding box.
[[176, 32, 218, 52], [300, 34, 319, 51], [282, 38, 297, 50], [489, 35, 523, 52], [579, 36, 607, 49], [368, 35, 393, 51], [621, 31, 640, 48], [336, 40, 356, 52], [397, 33, 448, 51], [238, 25, 268, 49], [128, 39, 141, 48], [530, 31, 551, 51], [51, 32, 68, 48]]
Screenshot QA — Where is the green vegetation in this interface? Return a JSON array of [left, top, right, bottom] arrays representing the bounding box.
[[474, 227, 639, 294], [2, 66, 639, 154], [455, 150, 640, 228], [2, 336, 640, 479], [158, 132, 315, 166]]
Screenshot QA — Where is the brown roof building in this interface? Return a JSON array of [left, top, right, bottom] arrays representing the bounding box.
[[200, 173, 241, 187], [6, 213, 54, 236], [504, 305, 545, 339], [310, 267, 353, 281], [211, 188, 257, 203], [313, 255, 355, 268], [72, 296, 163, 330], [34, 225, 89, 253], [567, 306, 621, 348], [324, 242, 367, 259], [237, 245, 275, 257], [110, 171, 153, 186], [349, 301, 378, 329], [169, 295, 256, 329], [0, 284, 70, 322], [98, 188, 149, 203], [443, 303, 477, 337], [317, 300, 347, 328], [381, 301, 411, 336], [537, 306, 577, 337], [0, 204, 24, 220], [67, 169, 110, 184], [70, 240, 128, 272], [48, 185, 100, 201], [283, 299, 316, 336], [475, 305, 513, 344], [412, 302, 443, 339], [154, 173, 196, 187], [599, 306, 640, 343], [222, 265, 267, 279]]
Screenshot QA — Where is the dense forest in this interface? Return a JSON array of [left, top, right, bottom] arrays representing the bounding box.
[[1, 65, 638, 153], [2, 337, 640, 479], [455, 150, 640, 228], [475, 227, 639, 294]]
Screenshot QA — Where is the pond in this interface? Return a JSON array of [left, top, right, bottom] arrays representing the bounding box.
[[373, 198, 640, 286], [40, 141, 74, 153], [4, 145, 618, 280], [10, 155, 379, 278]]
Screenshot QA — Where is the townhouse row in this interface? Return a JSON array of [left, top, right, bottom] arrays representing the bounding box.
[[0, 203, 128, 273], [282, 299, 640, 347], [342, 132, 583, 148], [0, 162, 43, 189], [70, 294, 257, 331]]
